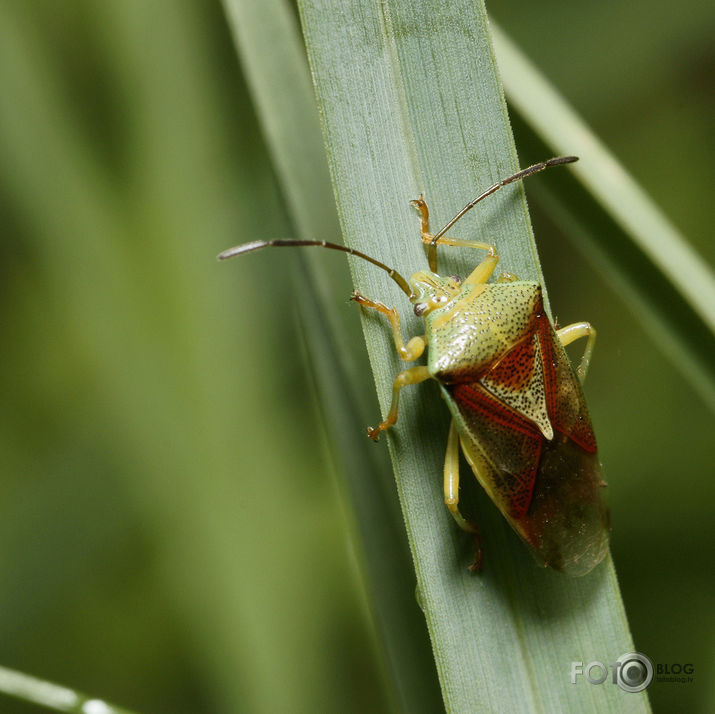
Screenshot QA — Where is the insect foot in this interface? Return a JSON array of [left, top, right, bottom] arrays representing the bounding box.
[[366, 425, 381, 442], [467, 530, 483, 573]]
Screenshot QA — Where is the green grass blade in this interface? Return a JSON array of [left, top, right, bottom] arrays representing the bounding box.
[[298, 1, 650, 711], [221, 1, 443, 710], [492, 24, 715, 409]]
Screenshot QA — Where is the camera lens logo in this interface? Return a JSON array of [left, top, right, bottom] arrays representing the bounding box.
[[615, 652, 653, 693]]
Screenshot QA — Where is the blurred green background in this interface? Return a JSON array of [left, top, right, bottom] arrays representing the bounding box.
[[0, 1, 711, 713]]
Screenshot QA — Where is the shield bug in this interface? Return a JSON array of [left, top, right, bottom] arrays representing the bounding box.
[[219, 156, 610, 576]]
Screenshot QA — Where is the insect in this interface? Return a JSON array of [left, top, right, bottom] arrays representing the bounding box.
[[219, 156, 610, 576]]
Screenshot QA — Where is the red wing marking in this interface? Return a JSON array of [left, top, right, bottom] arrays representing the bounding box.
[[455, 382, 539, 439], [485, 334, 537, 392], [453, 383, 541, 518], [536, 312, 597, 453]]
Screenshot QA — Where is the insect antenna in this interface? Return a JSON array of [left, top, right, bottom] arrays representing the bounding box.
[[218, 239, 414, 298], [428, 156, 578, 270]]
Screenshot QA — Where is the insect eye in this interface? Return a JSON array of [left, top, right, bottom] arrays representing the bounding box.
[[414, 302, 428, 316], [450, 274, 462, 285]]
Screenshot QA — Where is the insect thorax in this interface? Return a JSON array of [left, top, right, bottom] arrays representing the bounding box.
[[425, 281, 543, 382]]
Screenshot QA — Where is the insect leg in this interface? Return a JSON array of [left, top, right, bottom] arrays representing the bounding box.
[[410, 195, 500, 282], [497, 271, 519, 283], [444, 419, 482, 571], [459, 241, 499, 286], [444, 420, 478, 532], [367, 366, 431, 441], [427, 235, 501, 285], [410, 194, 431, 239], [557, 322, 597, 384], [351, 291, 426, 361], [410, 195, 439, 272]]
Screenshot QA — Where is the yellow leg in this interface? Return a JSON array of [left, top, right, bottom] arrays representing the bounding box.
[[497, 271, 518, 283], [444, 419, 482, 571], [367, 366, 431, 441], [557, 322, 597, 384], [410, 194, 431, 247], [351, 291, 426, 361], [410, 195, 499, 284], [440, 236, 498, 287]]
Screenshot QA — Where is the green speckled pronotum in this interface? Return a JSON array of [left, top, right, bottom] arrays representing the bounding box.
[[219, 157, 609, 577]]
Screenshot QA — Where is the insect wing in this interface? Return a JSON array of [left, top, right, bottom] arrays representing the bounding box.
[[442, 314, 609, 576]]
